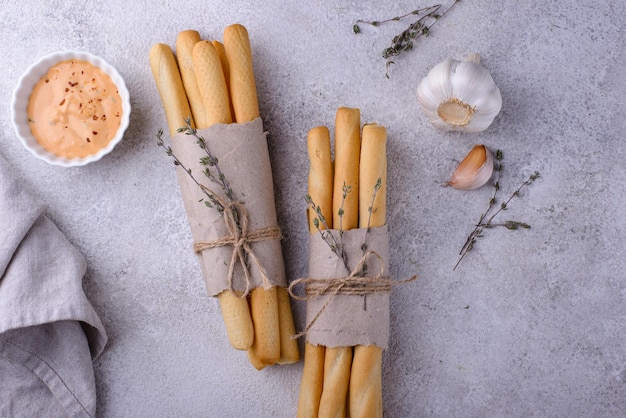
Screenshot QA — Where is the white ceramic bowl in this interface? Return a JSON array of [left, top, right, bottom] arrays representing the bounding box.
[[11, 51, 131, 167]]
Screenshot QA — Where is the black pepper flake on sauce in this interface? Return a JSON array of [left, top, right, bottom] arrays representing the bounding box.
[[65, 87, 69, 92], [93, 115, 99, 120], [92, 131, 98, 135], [59, 98, 66, 106], [45, 79, 50, 83], [86, 138, 91, 143]]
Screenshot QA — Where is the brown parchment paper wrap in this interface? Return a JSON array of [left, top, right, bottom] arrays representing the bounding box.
[[171, 117, 286, 295], [305, 225, 390, 349]]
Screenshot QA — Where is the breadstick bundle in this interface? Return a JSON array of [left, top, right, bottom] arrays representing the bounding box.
[[290, 107, 414, 417], [149, 25, 298, 369]]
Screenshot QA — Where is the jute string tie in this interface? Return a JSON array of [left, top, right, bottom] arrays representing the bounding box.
[[194, 192, 281, 297], [288, 250, 417, 338]]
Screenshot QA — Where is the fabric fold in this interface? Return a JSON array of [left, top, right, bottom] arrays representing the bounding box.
[[0, 152, 107, 417]]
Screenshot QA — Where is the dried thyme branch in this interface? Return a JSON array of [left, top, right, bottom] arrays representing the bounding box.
[[353, 0, 462, 77], [454, 150, 540, 270], [458, 149, 503, 257], [353, 6, 441, 32], [178, 117, 235, 202], [156, 128, 225, 213], [338, 182, 352, 252], [365, 178, 383, 233], [305, 195, 349, 271], [305, 179, 386, 310], [361, 177, 383, 276], [306, 178, 384, 281], [483, 221, 531, 230], [480, 171, 541, 227], [157, 119, 242, 233], [305, 195, 335, 247]]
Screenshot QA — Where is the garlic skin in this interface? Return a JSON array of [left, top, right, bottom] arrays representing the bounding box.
[[417, 53, 502, 133], [447, 144, 494, 190]]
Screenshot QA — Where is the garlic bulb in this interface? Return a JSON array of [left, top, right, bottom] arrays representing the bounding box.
[[417, 53, 502, 133], [447, 144, 494, 190]]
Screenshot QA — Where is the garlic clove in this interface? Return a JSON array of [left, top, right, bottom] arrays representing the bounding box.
[[416, 54, 502, 133], [447, 144, 494, 190]]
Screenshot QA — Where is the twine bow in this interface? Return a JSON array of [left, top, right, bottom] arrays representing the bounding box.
[[288, 250, 417, 338], [194, 196, 281, 297]]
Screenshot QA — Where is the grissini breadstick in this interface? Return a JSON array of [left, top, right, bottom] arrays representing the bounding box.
[[212, 40, 236, 120], [357, 124, 386, 228], [247, 291, 298, 367], [247, 288, 298, 366], [189, 38, 254, 351], [218, 289, 254, 350], [307, 126, 334, 233], [247, 349, 266, 371], [249, 286, 280, 365], [318, 347, 351, 418], [297, 126, 333, 417], [176, 30, 209, 128], [296, 343, 326, 418], [318, 107, 362, 418], [332, 107, 361, 229], [192, 40, 233, 126], [350, 123, 387, 418], [276, 286, 300, 364], [350, 346, 383, 418], [212, 40, 231, 82], [223, 24, 260, 123], [223, 23, 282, 367], [149, 43, 194, 136]]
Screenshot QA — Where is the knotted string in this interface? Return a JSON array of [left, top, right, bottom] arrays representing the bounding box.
[[288, 250, 417, 338], [193, 192, 281, 297]]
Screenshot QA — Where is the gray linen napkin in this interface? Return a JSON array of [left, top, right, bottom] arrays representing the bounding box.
[[0, 153, 107, 417]]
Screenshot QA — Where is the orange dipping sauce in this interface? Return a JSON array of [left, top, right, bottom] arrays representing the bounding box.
[[27, 59, 122, 159]]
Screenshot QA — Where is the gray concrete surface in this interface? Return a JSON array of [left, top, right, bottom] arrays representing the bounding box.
[[0, 1, 624, 416]]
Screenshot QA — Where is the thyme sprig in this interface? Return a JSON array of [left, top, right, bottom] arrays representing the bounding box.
[[366, 178, 383, 228], [306, 178, 383, 277], [157, 128, 224, 213], [454, 150, 540, 270], [361, 177, 383, 276], [305, 194, 349, 271], [353, 0, 461, 77], [338, 182, 352, 255], [306, 178, 384, 312], [156, 118, 240, 229], [187, 127, 235, 203]]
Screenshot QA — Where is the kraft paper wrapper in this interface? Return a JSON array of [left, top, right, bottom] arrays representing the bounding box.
[[306, 225, 390, 349], [171, 117, 286, 295]]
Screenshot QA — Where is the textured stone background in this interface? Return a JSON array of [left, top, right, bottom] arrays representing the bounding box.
[[1, 1, 624, 416]]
